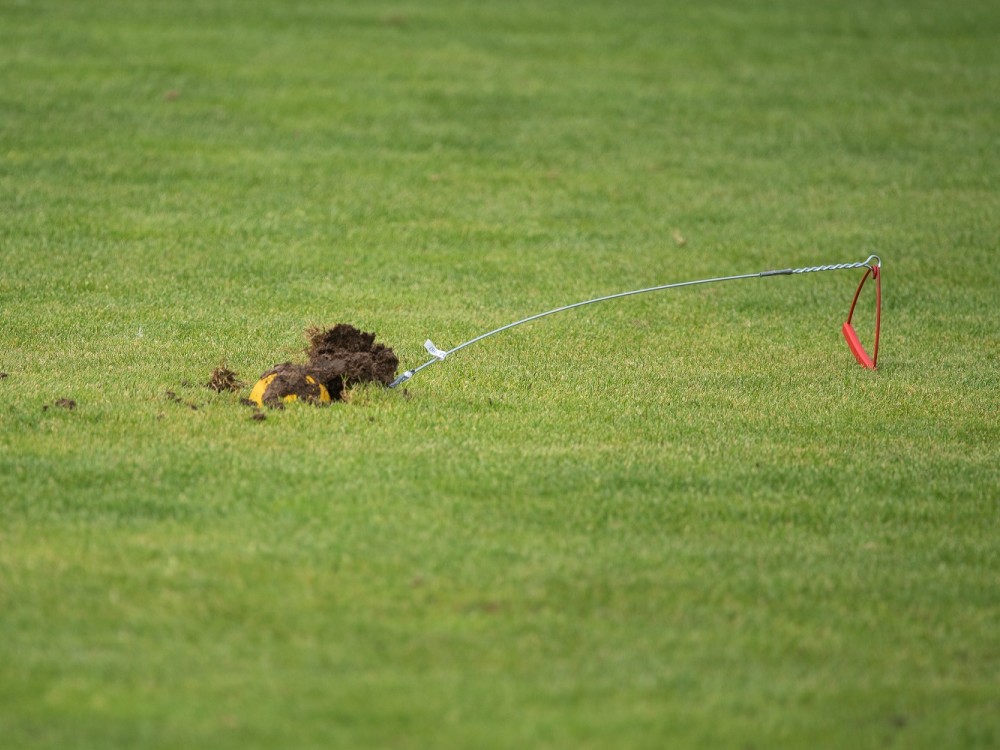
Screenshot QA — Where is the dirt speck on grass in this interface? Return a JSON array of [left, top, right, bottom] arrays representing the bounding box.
[[251, 411, 267, 421], [165, 390, 198, 410], [258, 323, 398, 406], [0, 372, 8, 380], [206, 366, 243, 393]]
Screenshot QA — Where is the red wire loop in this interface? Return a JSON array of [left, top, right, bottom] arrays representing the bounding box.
[[842, 265, 881, 369]]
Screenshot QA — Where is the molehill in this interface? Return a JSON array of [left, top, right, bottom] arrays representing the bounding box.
[[254, 324, 398, 407]]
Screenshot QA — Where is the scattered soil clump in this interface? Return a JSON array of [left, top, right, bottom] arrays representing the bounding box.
[[165, 390, 198, 410], [0, 372, 8, 380], [43, 398, 76, 412], [206, 366, 243, 393], [258, 323, 398, 406]]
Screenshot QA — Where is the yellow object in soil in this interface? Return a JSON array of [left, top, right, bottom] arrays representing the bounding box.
[[248, 373, 331, 406]]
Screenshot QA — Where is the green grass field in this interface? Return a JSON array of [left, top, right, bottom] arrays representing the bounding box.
[[2, 1, 999, 747]]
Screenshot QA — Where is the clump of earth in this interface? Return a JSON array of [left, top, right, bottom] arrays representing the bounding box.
[[206, 366, 243, 393], [256, 323, 398, 407]]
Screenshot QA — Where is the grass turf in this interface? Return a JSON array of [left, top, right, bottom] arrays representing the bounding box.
[[1, 0, 998, 747]]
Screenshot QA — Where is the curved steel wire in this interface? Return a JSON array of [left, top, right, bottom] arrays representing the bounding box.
[[388, 254, 881, 388]]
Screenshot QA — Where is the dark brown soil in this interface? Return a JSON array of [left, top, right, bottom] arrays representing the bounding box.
[[54, 398, 76, 410], [258, 363, 326, 407], [259, 323, 398, 406], [0, 372, 8, 380], [206, 366, 243, 393]]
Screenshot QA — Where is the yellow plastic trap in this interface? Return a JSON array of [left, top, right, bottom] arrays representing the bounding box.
[[247, 373, 331, 407]]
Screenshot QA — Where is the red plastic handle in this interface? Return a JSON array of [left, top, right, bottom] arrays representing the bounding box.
[[842, 265, 881, 369]]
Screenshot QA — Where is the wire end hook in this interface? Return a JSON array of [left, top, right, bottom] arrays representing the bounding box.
[[388, 370, 414, 389]]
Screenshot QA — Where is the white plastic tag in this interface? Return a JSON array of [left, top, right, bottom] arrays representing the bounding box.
[[424, 339, 448, 361]]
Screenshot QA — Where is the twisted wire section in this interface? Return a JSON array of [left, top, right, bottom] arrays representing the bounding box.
[[791, 255, 881, 274]]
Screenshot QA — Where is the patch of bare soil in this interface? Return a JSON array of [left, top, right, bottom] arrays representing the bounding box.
[[259, 323, 398, 406]]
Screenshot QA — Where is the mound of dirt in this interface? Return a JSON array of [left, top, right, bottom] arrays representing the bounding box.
[[259, 323, 398, 406], [256, 363, 327, 407]]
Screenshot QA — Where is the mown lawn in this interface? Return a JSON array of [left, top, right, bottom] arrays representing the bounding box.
[[1, 1, 998, 747]]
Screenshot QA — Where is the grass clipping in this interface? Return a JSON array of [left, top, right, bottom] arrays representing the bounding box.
[[258, 324, 399, 407]]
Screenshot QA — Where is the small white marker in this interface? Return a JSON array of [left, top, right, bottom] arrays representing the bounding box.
[[424, 339, 448, 361]]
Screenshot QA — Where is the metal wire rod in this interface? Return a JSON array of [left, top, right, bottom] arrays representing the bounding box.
[[388, 254, 880, 388]]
